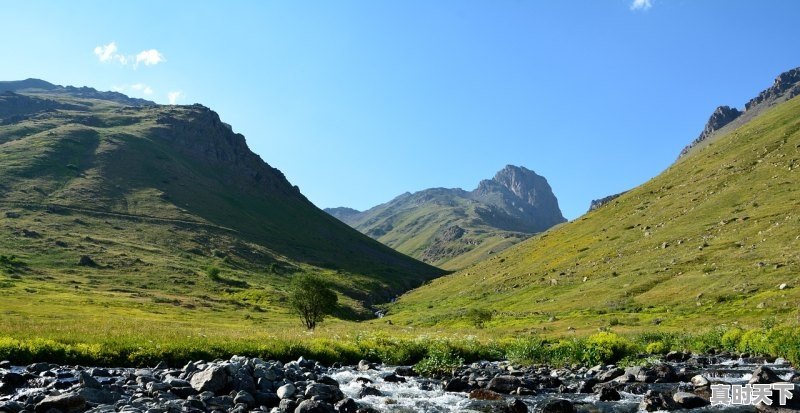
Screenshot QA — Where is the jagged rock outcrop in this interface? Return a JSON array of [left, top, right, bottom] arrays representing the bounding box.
[[324, 165, 565, 268], [679, 67, 800, 158], [588, 191, 627, 212]]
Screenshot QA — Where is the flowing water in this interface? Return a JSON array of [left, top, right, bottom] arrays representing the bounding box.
[[331, 357, 796, 413]]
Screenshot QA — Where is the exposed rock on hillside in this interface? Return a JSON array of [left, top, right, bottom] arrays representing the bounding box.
[[325, 165, 565, 269]]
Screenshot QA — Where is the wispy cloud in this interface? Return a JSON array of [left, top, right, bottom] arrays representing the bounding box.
[[94, 42, 165, 67], [94, 42, 127, 64], [136, 49, 165, 66], [167, 91, 184, 105], [630, 0, 653, 11]]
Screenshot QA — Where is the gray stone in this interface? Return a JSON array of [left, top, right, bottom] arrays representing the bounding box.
[[639, 390, 678, 411], [750, 366, 782, 384], [79, 371, 101, 389], [598, 387, 621, 401], [189, 366, 228, 394], [487, 375, 522, 394], [305, 383, 343, 402], [277, 383, 296, 399], [357, 386, 382, 398], [78, 387, 120, 404], [691, 374, 710, 387], [294, 399, 335, 413], [334, 398, 358, 413], [233, 390, 256, 408], [35, 393, 86, 413], [595, 367, 623, 382], [673, 391, 709, 408]]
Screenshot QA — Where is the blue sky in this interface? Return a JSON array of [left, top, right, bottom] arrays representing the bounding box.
[[2, 1, 798, 219]]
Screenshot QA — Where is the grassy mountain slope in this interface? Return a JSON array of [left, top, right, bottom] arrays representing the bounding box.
[[0, 85, 443, 342], [385, 93, 800, 336], [327, 166, 565, 269]]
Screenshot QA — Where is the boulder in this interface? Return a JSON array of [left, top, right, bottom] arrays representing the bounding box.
[[305, 383, 344, 403], [750, 366, 782, 384], [469, 388, 504, 400], [189, 366, 228, 394], [595, 367, 624, 382], [673, 391, 709, 408], [295, 399, 336, 413], [691, 374, 710, 387], [357, 385, 382, 398], [639, 390, 678, 411], [334, 398, 358, 413], [487, 375, 522, 393], [278, 383, 296, 399], [598, 387, 621, 401], [34, 392, 86, 413]]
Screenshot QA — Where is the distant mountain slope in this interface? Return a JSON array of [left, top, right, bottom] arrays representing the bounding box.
[[386, 68, 800, 334], [326, 165, 566, 269], [0, 81, 443, 334]]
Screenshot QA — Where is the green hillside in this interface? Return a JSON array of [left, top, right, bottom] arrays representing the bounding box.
[[385, 89, 800, 336], [0, 82, 443, 343], [326, 166, 565, 269]]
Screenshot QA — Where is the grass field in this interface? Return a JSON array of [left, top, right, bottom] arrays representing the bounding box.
[[385, 94, 800, 335]]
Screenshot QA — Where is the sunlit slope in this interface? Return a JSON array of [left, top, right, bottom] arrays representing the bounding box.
[[386, 95, 800, 334], [0, 87, 443, 340]]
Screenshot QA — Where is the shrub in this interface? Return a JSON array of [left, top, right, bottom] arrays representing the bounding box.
[[505, 337, 547, 365], [414, 344, 464, 378], [584, 332, 639, 365], [465, 308, 493, 329], [720, 328, 743, 351], [645, 341, 668, 355]]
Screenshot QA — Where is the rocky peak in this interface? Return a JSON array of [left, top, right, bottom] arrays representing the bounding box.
[[678, 106, 742, 158], [471, 165, 566, 232], [588, 191, 627, 212], [745, 67, 800, 111], [489, 165, 552, 206], [679, 66, 800, 159]]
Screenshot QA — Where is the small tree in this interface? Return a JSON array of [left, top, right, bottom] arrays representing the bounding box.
[[288, 274, 338, 330], [466, 308, 493, 329]]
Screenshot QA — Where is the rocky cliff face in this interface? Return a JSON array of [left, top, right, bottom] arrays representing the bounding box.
[[679, 67, 800, 158], [471, 165, 566, 232], [324, 165, 565, 268], [588, 191, 627, 212]]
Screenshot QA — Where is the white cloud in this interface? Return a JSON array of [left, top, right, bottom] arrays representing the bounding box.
[[630, 0, 653, 11], [135, 49, 165, 66], [130, 83, 154, 95], [93, 42, 164, 67], [94, 42, 126, 63], [167, 91, 184, 105]]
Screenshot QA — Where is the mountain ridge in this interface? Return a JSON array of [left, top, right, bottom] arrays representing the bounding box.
[[386, 68, 800, 334], [0, 80, 444, 334], [326, 165, 565, 269]]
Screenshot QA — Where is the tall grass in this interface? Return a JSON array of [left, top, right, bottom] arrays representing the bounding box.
[[0, 327, 797, 369]]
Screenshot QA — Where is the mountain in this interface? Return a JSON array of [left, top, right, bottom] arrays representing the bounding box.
[[679, 67, 800, 158], [0, 78, 155, 106], [0, 79, 443, 335], [386, 67, 800, 334], [325, 165, 566, 269]]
